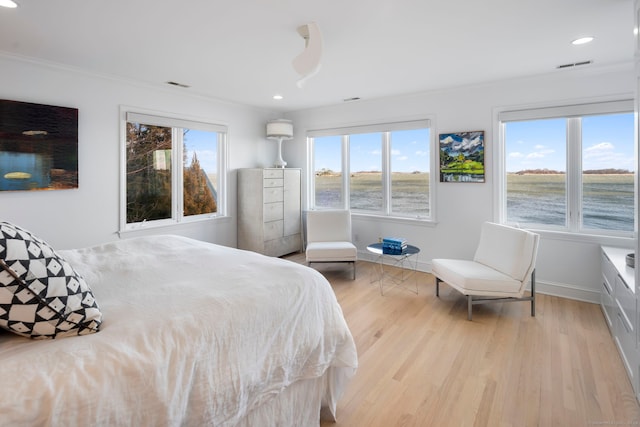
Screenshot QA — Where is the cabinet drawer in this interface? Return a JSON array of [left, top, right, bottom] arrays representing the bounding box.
[[263, 187, 284, 203], [264, 178, 283, 188], [601, 280, 615, 330], [615, 274, 636, 328], [263, 220, 283, 240], [615, 310, 637, 381], [264, 234, 302, 257], [263, 169, 284, 179], [601, 252, 616, 293], [264, 202, 283, 222]]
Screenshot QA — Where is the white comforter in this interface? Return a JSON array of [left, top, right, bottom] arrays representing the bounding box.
[[0, 235, 357, 426]]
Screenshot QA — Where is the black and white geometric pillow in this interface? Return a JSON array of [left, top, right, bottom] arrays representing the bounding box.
[[0, 222, 102, 339]]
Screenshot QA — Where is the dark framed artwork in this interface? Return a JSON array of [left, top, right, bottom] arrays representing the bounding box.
[[439, 131, 485, 182], [0, 99, 78, 191]]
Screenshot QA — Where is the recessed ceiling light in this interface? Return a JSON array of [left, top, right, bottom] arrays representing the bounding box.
[[0, 0, 18, 8], [571, 37, 594, 45], [273, 94, 284, 100]]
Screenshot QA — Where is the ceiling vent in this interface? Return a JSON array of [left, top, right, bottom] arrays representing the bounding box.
[[166, 81, 190, 88], [556, 60, 593, 70]]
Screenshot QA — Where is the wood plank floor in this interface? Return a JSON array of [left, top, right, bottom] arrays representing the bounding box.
[[285, 255, 640, 427]]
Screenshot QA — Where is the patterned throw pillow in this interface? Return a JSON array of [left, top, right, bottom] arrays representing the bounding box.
[[0, 222, 102, 339]]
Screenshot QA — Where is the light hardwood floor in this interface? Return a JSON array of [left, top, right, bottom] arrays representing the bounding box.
[[285, 255, 640, 427]]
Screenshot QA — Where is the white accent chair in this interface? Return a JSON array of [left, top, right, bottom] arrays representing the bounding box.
[[431, 222, 540, 320], [305, 210, 357, 279]]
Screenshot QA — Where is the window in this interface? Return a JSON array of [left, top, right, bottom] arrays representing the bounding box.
[[350, 132, 383, 211], [313, 135, 343, 209], [309, 120, 432, 219], [498, 100, 634, 234], [122, 112, 227, 229]]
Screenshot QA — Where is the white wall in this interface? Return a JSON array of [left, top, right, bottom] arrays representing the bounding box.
[[0, 54, 274, 249], [285, 64, 636, 302], [1, 53, 635, 302]]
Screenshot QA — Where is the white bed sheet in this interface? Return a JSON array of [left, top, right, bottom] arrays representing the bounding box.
[[0, 235, 357, 426]]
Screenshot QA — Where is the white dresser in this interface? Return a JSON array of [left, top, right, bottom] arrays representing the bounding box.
[[601, 246, 638, 399], [237, 168, 302, 257]]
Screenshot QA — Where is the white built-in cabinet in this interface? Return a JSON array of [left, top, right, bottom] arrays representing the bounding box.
[[237, 168, 302, 257], [601, 247, 638, 399]]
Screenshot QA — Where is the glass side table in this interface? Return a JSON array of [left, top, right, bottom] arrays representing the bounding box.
[[366, 242, 420, 295]]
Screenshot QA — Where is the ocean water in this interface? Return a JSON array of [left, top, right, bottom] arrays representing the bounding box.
[[507, 194, 634, 231], [316, 173, 634, 231], [507, 175, 634, 232]]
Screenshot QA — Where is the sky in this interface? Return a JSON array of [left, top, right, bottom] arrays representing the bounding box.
[[183, 129, 218, 172], [182, 113, 634, 175], [314, 128, 431, 173], [505, 112, 634, 172]]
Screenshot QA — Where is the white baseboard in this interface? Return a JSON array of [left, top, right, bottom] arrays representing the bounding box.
[[531, 280, 600, 304], [358, 250, 601, 304]]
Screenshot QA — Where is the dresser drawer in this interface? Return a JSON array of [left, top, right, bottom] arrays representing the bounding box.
[[263, 169, 284, 179], [264, 202, 283, 222], [601, 252, 617, 293], [263, 220, 284, 240], [615, 274, 637, 331], [615, 310, 637, 381], [264, 178, 283, 188], [263, 187, 284, 203], [601, 280, 615, 330], [264, 234, 302, 257]]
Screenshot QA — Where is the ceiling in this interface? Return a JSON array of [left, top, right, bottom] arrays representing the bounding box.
[[0, 0, 634, 112]]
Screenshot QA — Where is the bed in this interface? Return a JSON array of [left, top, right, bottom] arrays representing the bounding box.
[[0, 229, 358, 426]]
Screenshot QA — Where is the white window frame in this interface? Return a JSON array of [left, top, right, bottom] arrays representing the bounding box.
[[494, 99, 634, 240], [119, 108, 228, 232], [307, 119, 436, 221]]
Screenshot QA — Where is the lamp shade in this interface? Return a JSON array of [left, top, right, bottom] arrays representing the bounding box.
[[266, 119, 293, 139]]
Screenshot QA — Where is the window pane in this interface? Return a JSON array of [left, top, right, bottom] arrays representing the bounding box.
[[183, 129, 218, 217], [350, 133, 383, 211], [505, 118, 567, 226], [391, 128, 430, 216], [313, 135, 342, 208], [581, 113, 634, 231], [126, 122, 172, 223]]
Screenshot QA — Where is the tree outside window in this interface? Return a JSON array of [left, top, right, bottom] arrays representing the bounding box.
[[123, 112, 226, 228]]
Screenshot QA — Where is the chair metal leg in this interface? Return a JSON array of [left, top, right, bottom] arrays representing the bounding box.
[[435, 277, 440, 297], [467, 295, 473, 320], [352, 261, 356, 280], [531, 269, 536, 317]]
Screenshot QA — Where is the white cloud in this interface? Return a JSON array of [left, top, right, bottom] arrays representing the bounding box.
[[391, 149, 401, 156], [415, 150, 428, 157], [583, 141, 634, 170], [584, 142, 614, 153], [508, 152, 524, 158]]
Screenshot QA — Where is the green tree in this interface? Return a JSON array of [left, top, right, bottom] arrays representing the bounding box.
[[126, 123, 172, 223], [183, 152, 217, 215]]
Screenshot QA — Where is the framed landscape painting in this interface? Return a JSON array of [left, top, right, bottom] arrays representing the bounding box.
[[0, 99, 78, 191], [439, 131, 485, 182]]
